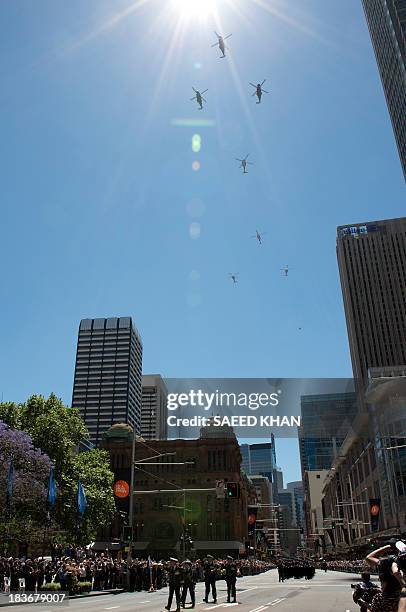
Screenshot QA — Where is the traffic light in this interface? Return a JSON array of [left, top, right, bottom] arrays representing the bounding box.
[[331, 521, 336, 530], [122, 526, 133, 543], [226, 482, 240, 499], [369, 499, 381, 532]]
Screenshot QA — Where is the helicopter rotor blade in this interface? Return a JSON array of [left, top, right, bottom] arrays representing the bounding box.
[[262, 89, 270, 94], [211, 42, 219, 47], [190, 96, 196, 101], [202, 97, 207, 103], [201, 89, 208, 94], [261, 79, 266, 86], [224, 33, 232, 40], [214, 31, 220, 37], [192, 87, 197, 92], [249, 83, 256, 88]]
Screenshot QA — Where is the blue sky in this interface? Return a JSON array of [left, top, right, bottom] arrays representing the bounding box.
[[0, 0, 404, 483]]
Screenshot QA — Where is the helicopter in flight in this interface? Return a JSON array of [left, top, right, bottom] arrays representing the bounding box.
[[281, 265, 289, 277], [236, 154, 253, 174], [249, 80, 269, 104], [190, 87, 208, 110], [211, 32, 232, 58], [228, 273, 239, 285], [251, 230, 265, 244]]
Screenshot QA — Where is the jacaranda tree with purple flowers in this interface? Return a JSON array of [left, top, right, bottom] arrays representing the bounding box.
[[0, 421, 52, 546]]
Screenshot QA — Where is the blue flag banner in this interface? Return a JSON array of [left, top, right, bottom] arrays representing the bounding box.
[[47, 467, 56, 507], [77, 479, 87, 517], [6, 459, 14, 506]]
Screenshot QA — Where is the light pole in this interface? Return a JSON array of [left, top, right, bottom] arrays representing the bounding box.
[[162, 502, 193, 560], [127, 439, 177, 561]]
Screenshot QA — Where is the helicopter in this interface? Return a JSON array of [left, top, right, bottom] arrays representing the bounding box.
[[228, 273, 239, 285], [235, 154, 253, 174], [190, 87, 208, 110], [211, 32, 232, 58], [249, 80, 269, 104], [281, 265, 289, 277], [251, 230, 265, 244]]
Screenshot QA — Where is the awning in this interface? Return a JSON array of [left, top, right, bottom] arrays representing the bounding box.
[[193, 541, 244, 550], [89, 541, 123, 551], [131, 542, 149, 551]]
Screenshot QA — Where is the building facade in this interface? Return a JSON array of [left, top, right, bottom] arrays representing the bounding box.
[[299, 393, 357, 474], [240, 438, 277, 482], [322, 366, 406, 551], [361, 0, 406, 180], [71, 317, 143, 445], [250, 475, 279, 556], [100, 426, 250, 558], [304, 471, 329, 554], [241, 438, 279, 504], [287, 481, 305, 529], [141, 374, 168, 440], [337, 217, 406, 388]]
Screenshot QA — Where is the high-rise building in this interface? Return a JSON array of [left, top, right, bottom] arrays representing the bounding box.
[[72, 317, 143, 445], [299, 392, 357, 477], [337, 217, 406, 387], [287, 481, 305, 529], [361, 0, 406, 180], [275, 468, 284, 492], [240, 438, 277, 482], [141, 375, 168, 440]]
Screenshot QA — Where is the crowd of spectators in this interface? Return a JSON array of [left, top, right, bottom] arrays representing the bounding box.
[[317, 559, 376, 574], [0, 546, 274, 596]]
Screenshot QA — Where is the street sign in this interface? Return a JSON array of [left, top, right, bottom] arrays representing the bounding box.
[[113, 480, 130, 498], [216, 480, 225, 499]]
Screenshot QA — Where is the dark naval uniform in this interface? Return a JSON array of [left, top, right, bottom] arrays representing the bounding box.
[[181, 562, 197, 608], [166, 559, 183, 612], [203, 556, 217, 604], [225, 557, 237, 603]]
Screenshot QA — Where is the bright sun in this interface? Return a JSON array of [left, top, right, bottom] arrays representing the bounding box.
[[173, 0, 216, 20]]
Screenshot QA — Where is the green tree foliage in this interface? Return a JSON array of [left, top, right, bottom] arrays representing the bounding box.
[[0, 395, 115, 545], [57, 449, 116, 544]]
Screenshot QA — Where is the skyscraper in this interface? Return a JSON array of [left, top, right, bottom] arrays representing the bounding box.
[[240, 438, 277, 482], [337, 217, 406, 386], [141, 374, 168, 440], [72, 317, 143, 445], [299, 392, 357, 477], [287, 481, 305, 529], [361, 0, 406, 180]]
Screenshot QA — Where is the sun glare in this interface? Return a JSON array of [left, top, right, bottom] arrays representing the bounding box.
[[172, 0, 216, 21]]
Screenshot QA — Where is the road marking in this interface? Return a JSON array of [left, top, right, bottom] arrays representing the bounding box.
[[249, 606, 269, 612], [104, 607, 120, 610], [139, 602, 151, 604], [271, 598, 286, 606]]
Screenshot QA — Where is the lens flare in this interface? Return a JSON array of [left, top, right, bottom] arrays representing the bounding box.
[[172, 0, 215, 21], [192, 134, 201, 153]]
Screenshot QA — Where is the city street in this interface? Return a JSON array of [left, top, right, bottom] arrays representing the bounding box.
[[1, 570, 360, 612]]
